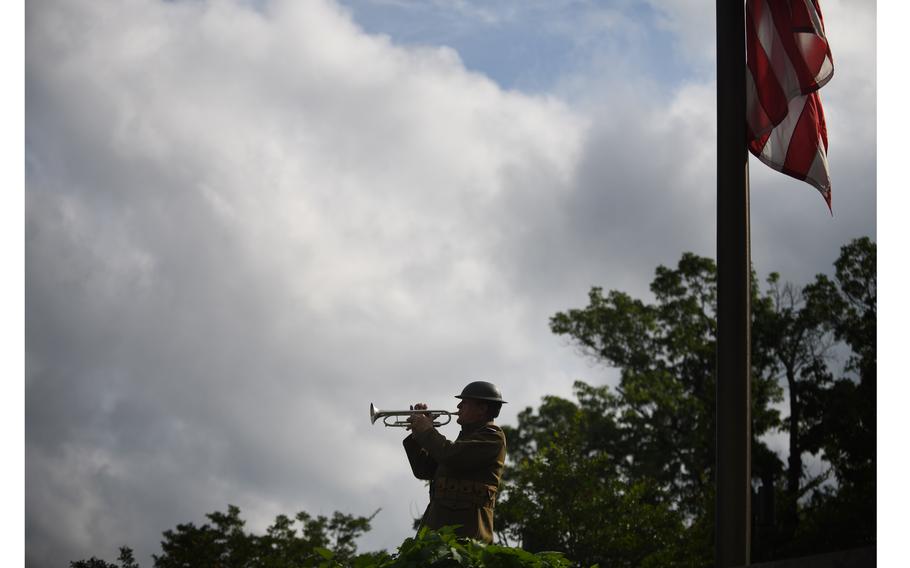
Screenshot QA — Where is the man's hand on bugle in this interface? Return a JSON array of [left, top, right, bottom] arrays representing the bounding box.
[[408, 403, 434, 433]]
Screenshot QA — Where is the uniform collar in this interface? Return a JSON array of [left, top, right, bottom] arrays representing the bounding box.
[[460, 420, 494, 434]]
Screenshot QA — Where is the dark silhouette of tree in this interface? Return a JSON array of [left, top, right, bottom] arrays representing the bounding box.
[[497, 238, 875, 566], [752, 237, 875, 559], [71, 506, 381, 568], [70, 511, 573, 567], [785, 237, 876, 555], [496, 383, 694, 568], [752, 272, 834, 551], [153, 505, 379, 568], [499, 253, 780, 566], [70, 547, 139, 568]]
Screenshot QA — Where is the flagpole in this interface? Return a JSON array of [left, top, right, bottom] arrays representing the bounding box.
[[716, 0, 751, 566]]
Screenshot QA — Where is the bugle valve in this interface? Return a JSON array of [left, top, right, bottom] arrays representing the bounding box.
[[369, 403, 456, 428]]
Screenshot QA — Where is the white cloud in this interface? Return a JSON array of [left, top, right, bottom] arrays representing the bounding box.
[[645, 0, 715, 69], [26, 0, 588, 563]]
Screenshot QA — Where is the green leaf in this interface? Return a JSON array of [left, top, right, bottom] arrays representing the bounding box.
[[315, 546, 335, 560]]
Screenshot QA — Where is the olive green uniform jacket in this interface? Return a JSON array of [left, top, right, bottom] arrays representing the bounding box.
[[403, 422, 507, 543]]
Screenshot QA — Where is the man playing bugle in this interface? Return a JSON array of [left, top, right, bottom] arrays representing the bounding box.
[[403, 381, 507, 543]]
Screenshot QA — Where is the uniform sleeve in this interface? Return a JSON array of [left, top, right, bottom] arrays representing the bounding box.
[[403, 433, 438, 480], [412, 426, 505, 472]]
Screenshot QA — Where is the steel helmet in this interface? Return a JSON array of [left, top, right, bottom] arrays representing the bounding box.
[[455, 381, 507, 404]]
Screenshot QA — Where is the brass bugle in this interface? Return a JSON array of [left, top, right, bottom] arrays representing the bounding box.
[[369, 403, 456, 428]]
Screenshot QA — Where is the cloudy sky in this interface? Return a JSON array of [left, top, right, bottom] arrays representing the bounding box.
[[23, 0, 877, 565]]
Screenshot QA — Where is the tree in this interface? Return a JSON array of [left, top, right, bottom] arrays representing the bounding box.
[[497, 384, 691, 568], [70, 547, 139, 568], [548, 254, 783, 518], [751, 273, 834, 550], [802, 237, 876, 481], [498, 253, 781, 566], [72, 511, 573, 568], [499, 239, 875, 565], [72, 506, 382, 568], [752, 237, 875, 559], [70, 558, 119, 568], [790, 237, 876, 554], [152, 505, 380, 568]]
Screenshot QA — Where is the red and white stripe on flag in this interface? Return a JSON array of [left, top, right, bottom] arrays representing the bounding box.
[[746, 0, 834, 211]]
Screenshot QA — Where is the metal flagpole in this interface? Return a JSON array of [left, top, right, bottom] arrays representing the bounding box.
[[715, 0, 751, 566]]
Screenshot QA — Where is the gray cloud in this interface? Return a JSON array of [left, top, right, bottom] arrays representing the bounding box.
[[25, 0, 875, 566]]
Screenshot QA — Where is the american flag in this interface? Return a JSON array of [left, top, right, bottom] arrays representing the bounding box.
[[746, 0, 834, 211]]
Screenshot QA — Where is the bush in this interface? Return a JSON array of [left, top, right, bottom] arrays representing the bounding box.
[[343, 526, 575, 568], [72, 525, 579, 568]]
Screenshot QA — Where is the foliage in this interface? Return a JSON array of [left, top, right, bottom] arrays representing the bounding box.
[[73, 505, 381, 568], [545, 254, 782, 520], [499, 412, 690, 567], [362, 526, 573, 568], [778, 237, 876, 557], [499, 252, 781, 566], [72, 512, 574, 568], [71, 547, 140, 568], [748, 237, 875, 560], [751, 270, 834, 547], [149, 505, 380, 568], [498, 238, 875, 566]]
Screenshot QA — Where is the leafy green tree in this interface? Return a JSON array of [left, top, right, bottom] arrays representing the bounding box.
[[547, 254, 781, 519], [786, 237, 876, 555], [499, 239, 874, 565], [752, 272, 834, 549], [70, 547, 140, 568], [497, 383, 690, 568], [513, 253, 781, 565], [73, 505, 382, 568], [750, 237, 875, 560], [376, 526, 573, 568], [802, 237, 876, 482], [72, 514, 572, 568], [151, 505, 379, 568], [70, 558, 119, 568]]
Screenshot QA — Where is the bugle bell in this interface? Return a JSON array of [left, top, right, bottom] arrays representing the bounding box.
[[369, 403, 456, 428]]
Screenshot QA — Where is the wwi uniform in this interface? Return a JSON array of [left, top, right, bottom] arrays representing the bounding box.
[[403, 422, 507, 543]]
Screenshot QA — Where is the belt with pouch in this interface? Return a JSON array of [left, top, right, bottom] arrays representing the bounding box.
[[430, 476, 498, 508]]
